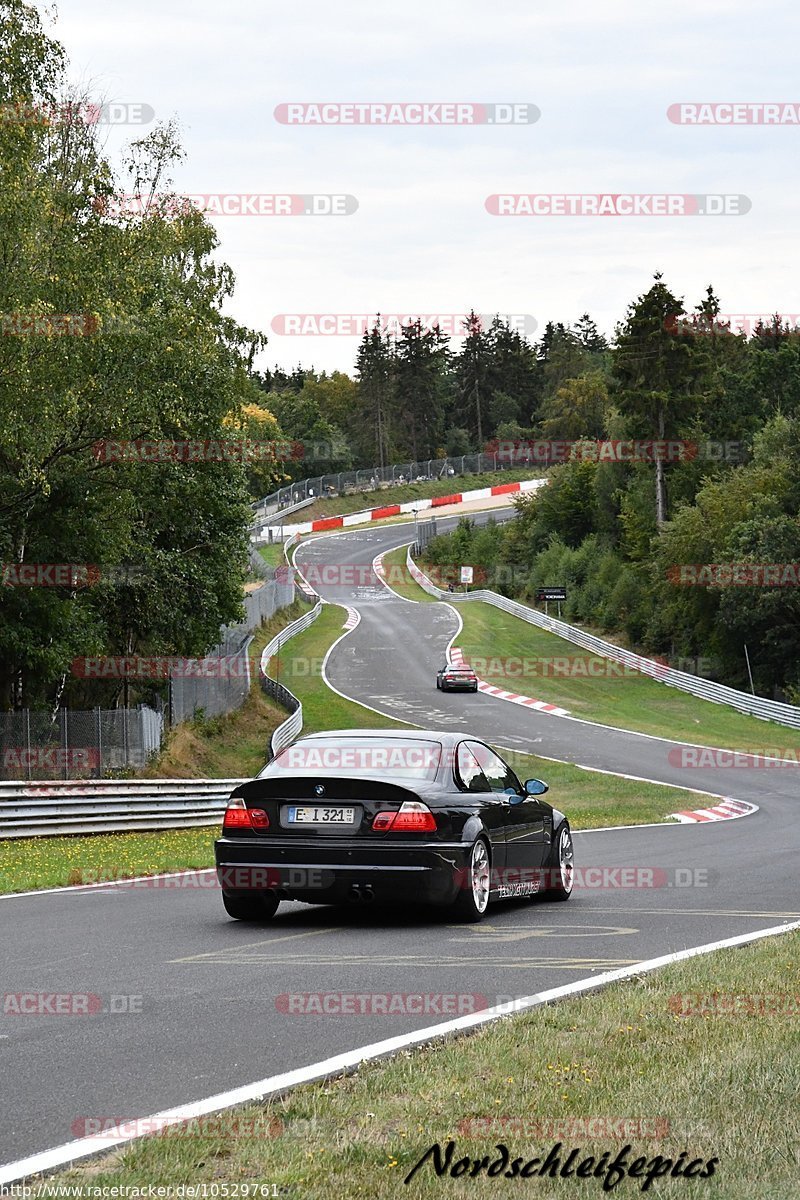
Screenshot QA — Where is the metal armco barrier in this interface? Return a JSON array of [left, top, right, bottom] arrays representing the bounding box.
[[0, 779, 246, 840], [407, 549, 800, 731], [0, 597, 324, 838], [259, 600, 324, 756]]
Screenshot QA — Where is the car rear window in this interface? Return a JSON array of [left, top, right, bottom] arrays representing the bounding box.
[[263, 738, 442, 780]]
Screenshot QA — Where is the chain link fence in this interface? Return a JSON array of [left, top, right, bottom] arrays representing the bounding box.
[[0, 706, 163, 780], [0, 575, 298, 779], [168, 575, 296, 724], [252, 452, 513, 522]]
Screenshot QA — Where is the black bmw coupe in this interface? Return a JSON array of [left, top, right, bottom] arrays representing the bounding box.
[[215, 729, 574, 922]]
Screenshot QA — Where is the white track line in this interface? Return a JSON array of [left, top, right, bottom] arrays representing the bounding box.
[[2, 918, 797, 1185]]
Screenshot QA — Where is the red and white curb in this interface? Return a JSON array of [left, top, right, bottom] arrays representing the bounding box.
[[670, 797, 758, 823], [296, 576, 317, 598], [450, 646, 570, 716], [260, 476, 546, 538], [342, 606, 360, 631]]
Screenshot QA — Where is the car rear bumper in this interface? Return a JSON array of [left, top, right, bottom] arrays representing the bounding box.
[[214, 836, 471, 906], [441, 681, 478, 691]]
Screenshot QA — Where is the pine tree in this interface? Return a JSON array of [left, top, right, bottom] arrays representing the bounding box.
[[355, 318, 394, 467], [394, 319, 450, 461], [612, 275, 703, 524]]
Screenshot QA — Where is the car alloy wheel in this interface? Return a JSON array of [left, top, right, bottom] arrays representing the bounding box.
[[546, 825, 574, 901], [452, 837, 491, 921]]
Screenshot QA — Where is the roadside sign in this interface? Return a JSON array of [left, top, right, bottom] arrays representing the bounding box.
[[460, 566, 474, 584], [536, 586, 566, 602]]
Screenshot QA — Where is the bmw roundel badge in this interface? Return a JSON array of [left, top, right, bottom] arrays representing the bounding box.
[[314, 784, 325, 796]]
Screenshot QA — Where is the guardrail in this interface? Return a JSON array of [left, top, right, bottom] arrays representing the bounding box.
[[259, 600, 324, 756], [0, 779, 246, 839], [407, 549, 800, 731]]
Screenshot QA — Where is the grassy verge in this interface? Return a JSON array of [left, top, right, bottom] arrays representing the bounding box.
[[1, 601, 699, 896], [272, 603, 413, 734], [0, 604, 305, 896], [379, 542, 437, 602], [452, 598, 790, 751], [257, 542, 287, 568], [48, 929, 800, 1198], [144, 601, 307, 779], [498, 751, 680, 829], [285, 468, 543, 524], [0, 827, 215, 894]]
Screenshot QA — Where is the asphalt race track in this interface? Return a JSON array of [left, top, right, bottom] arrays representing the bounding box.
[[2, 514, 799, 1169]]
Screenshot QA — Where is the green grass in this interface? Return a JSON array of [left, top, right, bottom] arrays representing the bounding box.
[[144, 601, 308, 779], [257, 541, 287, 568], [497, 751, 682, 829], [287, 468, 543, 524], [379, 542, 437, 602], [47, 928, 800, 1198], [276, 601, 692, 827], [0, 601, 701, 896], [270, 603, 414, 734], [0, 827, 215, 894], [453, 600, 790, 751]]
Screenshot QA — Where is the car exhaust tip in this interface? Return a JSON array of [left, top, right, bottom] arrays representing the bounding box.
[[361, 886, 375, 903], [348, 886, 363, 903]]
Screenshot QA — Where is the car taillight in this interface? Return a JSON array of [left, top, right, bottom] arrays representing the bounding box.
[[223, 799, 269, 830], [372, 801, 436, 833]]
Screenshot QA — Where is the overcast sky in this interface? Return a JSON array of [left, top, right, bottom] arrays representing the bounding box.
[[44, 0, 800, 373]]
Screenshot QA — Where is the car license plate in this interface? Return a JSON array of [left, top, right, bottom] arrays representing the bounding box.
[[287, 805, 356, 825]]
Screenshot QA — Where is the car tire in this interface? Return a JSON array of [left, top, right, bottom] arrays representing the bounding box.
[[451, 837, 491, 922], [222, 891, 280, 921], [436, 678, 441, 689], [543, 824, 574, 902], [471, 684, 478, 692]]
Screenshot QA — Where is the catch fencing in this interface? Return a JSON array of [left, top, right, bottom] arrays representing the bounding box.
[[252, 451, 517, 522], [0, 576, 297, 781], [407, 550, 800, 731], [169, 575, 295, 724], [0, 706, 163, 781]]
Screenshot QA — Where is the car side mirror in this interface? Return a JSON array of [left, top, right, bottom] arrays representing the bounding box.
[[524, 778, 549, 796]]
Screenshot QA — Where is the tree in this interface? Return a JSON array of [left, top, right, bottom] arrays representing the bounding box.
[[355, 320, 394, 467], [0, 2, 269, 709], [393, 319, 449, 460], [612, 275, 704, 524], [538, 372, 608, 441], [452, 310, 491, 445], [573, 313, 608, 354]]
